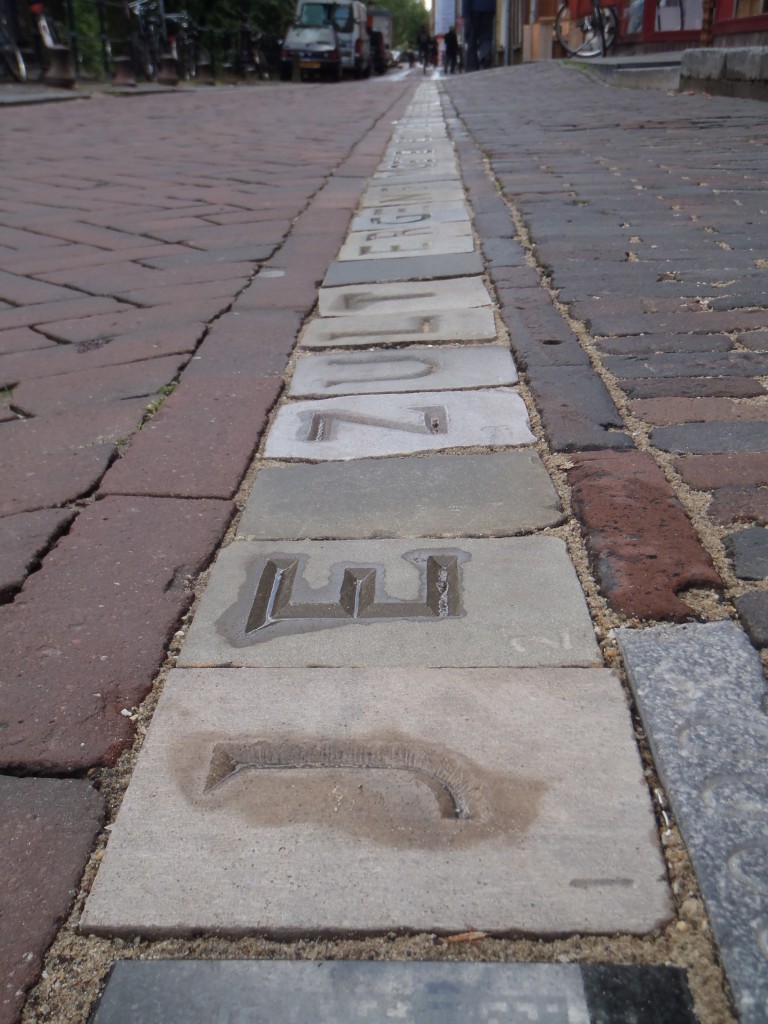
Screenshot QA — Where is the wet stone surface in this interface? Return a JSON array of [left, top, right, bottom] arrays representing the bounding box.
[[91, 961, 698, 1024], [617, 622, 768, 1024], [179, 537, 600, 669], [81, 667, 669, 938]]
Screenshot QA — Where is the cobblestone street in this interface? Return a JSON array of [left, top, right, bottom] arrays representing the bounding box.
[[1, 64, 767, 1024]]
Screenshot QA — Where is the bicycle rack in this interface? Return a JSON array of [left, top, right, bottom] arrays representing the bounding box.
[[43, 44, 75, 87], [156, 52, 178, 85], [112, 55, 137, 86]]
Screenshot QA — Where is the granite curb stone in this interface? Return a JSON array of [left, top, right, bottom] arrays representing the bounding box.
[[617, 621, 768, 1024], [81, 667, 669, 937], [90, 961, 698, 1024]]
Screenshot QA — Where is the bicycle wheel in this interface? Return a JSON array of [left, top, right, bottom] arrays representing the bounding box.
[[2, 44, 26, 80], [599, 5, 618, 52], [555, 2, 603, 57]]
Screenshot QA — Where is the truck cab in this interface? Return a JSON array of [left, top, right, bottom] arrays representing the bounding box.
[[281, 0, 371, 80]]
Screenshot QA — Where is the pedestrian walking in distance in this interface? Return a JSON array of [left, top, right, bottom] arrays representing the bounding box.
[[444, 25, 459, 74]]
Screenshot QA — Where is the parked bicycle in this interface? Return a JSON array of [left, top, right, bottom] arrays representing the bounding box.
[[555, 0, 617, 57], [126, 0, 164, 79], [166, 10, 196, 79], [0, 6, 25, 79]]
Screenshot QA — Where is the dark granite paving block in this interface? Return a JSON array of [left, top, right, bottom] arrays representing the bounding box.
[[620, 377, 766, 400], [499, 309, 590, 369], [0, 776, 103, 1024], [739, 330, 768, 352], [525, 367, 633, 451], [652, 422, 768, 455], [0, 495, 234, 772], [0, 508, 75, 600], [322, 252, 484, 287], [0, 444, 115, 517], [99, 378, 281, 499], [482, 238, 528, 267], [617, 621, 768, 1024], [568, 451, 721, 621], [91, 960, 697, 1024], [596, 334, 733, 356], [735, 590, 768, 647], [724, 526, 768, 579], [709, 486, 768, 526], [605, 351, 768, 381]]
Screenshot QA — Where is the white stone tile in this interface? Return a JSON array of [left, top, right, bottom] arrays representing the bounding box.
[[177, 537, 599, 668], [317, 278, 492, 317], [351, 202, 470, 232], [263, 388, 533, 460], [81, 666, 671, 937], [287, 346, 517, 396], [338, 230, 474, 261], [300, 306, 498, 348]]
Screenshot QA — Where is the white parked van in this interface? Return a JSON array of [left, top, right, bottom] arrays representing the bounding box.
[[280, 0, 371, 80]]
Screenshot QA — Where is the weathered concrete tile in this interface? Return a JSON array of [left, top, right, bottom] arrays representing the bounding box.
[[617, 621, 768, 1024], [263, 389, 533, 461], [322, 252, 484, 287], [568, 451, 722, 622], [82, 665, 668, 936], [287, 347, 517, 397], [237, 452, 562, 540], [178, 537, 599, 668], [1, 777, 104, 1024], [90, 961, 697, 1024], [350, 203, 470, 233], [300, 306, 497, 349], [318, 278, 492, 318], [338, 229, 474, 261]]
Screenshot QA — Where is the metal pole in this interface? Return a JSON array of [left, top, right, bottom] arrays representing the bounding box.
[[62, 0, 77, 74], [96, 0, 109, 74]]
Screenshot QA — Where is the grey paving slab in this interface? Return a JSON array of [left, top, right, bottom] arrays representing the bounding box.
[[91, 961, 698, 1024], [616, 621, 768, 1024], [287, 346, 518, 397], [322, 252, 484, 287], [81, 666, 669, 937], [263, 389, 534, 461], [351, 203, 470, 233], [236, 452, 563, 539], [300, 306, 498, 348], [178, 537, 600, 668], [317, 278, 492, 317], [338, 229, 475, 261]]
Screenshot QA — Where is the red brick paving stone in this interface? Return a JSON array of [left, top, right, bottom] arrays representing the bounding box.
[[38, 300, 222, 346], [0, 271, 83, 307], [121, 278, 250, 309], [0, 400, 149, 458], [0, 329, 56, 357], [0, 508, 75, 600], [0, 325, 204, 387], [184, 311, 302, 380], [0, 297, 133, 333], [0, 777, 104, 1024], [619, 377, 766, 400], [591, 310, 768, 337], [0, 445, 115, 517], [708, 486, 768, 526], [236, 268, 325, 314], [675, 453, 768, 490], [0, 495, 234, 772], [631, 397, 768, 426], [567, 450, 722, 622], [99, 377, 282, 499], [10, 355, 188, 417]]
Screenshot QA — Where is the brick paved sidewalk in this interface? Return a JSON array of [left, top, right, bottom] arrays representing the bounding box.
[[1, 65, 766, 1024]]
